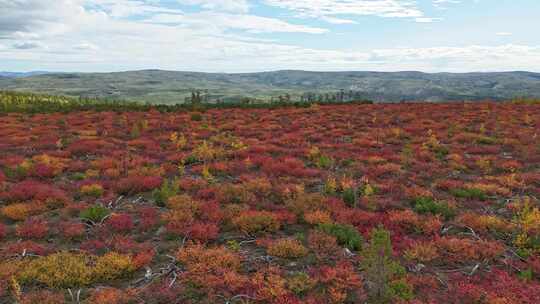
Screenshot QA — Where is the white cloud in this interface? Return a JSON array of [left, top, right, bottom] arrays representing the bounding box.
[[146, 12, 328, 33], [13, 41, 44, 50], [0, 0, 538, 73], [264, 0, 424, 19], [178, 0, 249, 13], [496, 32, 513, 36]]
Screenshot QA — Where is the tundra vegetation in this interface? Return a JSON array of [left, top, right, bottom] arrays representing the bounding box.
[[0, 94, 539, 303]]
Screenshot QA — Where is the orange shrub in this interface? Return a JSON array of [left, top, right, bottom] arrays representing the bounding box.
[[308, 230, 340, 260], [86, 288, 132, 304], [232, 210, 281, 235], [176, 243, 248, 298], [304, 210, 333, 225], [388, 210, 442, 235], [1, 201, 46, 221], [457, 212, 514, 234], [80, 184, 104, 197], [404, 241, 439, 263], [434, 237, 504, 264]]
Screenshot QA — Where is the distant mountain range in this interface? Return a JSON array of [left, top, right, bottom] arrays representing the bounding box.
[[0, 71, 53, 78], [1, 69, 539, 104]]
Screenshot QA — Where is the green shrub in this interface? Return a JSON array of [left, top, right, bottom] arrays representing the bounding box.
[[361, 227, 409, 304], [80, 205, 110, 223], [318, 223, 362, 251], [152, 178, 179, 207], [412, 197, 455, 219], [315, 155, 334, 169], [342, 188, 357, 207], [190, 113, 203, 121]]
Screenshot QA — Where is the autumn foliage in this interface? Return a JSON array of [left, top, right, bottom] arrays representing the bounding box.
[[0, 102, 539, 303]]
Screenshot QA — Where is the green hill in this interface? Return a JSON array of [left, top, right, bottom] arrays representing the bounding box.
[[1, 70, 539, 104]]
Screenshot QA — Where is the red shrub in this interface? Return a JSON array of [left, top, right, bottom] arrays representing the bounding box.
[[185, 222, 219, 242], [107, 213, 134, 233], [20, 290, 66, 304], [138, 206, 159, 230], [16, 218, 49, 239], [60, 221, 86, 239], [80, 239, 107, 254], [115, 175, 162, 194], [0, 223, 6, 239], [199, 202, 224, 223], [3, 240, 49, 257]]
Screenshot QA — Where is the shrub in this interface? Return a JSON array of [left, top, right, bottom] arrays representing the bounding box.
[[304, 210, 332, 225], [107, 213, 134, 233], [185, 221, 219, 242], [166, 194, 201, 213], [93, 252, 135, 281], [307, 230, 339, 260], [80, 184, 104, 197], [342, 187, 357, 207], [138, 206, 159, 230], [18, 251, 135, 288], [317, 261, 363, 304], [115, 176, 162, 195], [268, 238, 308, 259], [1, 201, 46, 221], [287, 272, 315, 296], [361, 227, 408, 303], [458, 212, 514, 234], [0, 223, 6, 239], [16, 218, 49, 239], [19, 252, 95, 288], [175, 243, 247, 298], [20, 290, 66, 304], [190, 112, 203, 121], [80, 204, 110, 223], [435, 237, 504, 264], [412, 196, 456, 220], [60, 221, 86, 239], [152, 178, 179, 207], [86, 288, 131, 304], [388, 209, 442, 235], [4, 240, 49, 257], [318, 222, 363, 251], [450, 187, 487, 200], [232, 210, 281, 235], [404, 241, 439, 263]]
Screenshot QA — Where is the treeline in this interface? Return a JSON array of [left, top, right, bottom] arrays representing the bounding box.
[[0, 90, 374, 114]]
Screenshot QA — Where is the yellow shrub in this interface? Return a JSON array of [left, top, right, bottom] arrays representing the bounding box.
[[94, 252, 135, 281], [18, 252, 94, 288], [80, 184, 104, 197], [268, 239, 308, 259], [17, 252, 134, 289]]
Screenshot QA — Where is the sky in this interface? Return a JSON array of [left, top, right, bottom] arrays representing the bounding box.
[[1, 0, 539, 73]]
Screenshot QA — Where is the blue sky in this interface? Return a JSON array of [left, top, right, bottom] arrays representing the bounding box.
[[1, 0, 539, 72]]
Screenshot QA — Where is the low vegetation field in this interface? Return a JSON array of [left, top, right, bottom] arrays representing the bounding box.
[[0, 100, 539, 303]]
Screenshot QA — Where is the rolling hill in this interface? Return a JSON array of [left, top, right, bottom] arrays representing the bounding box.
[[1, 70, 539, 104]]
